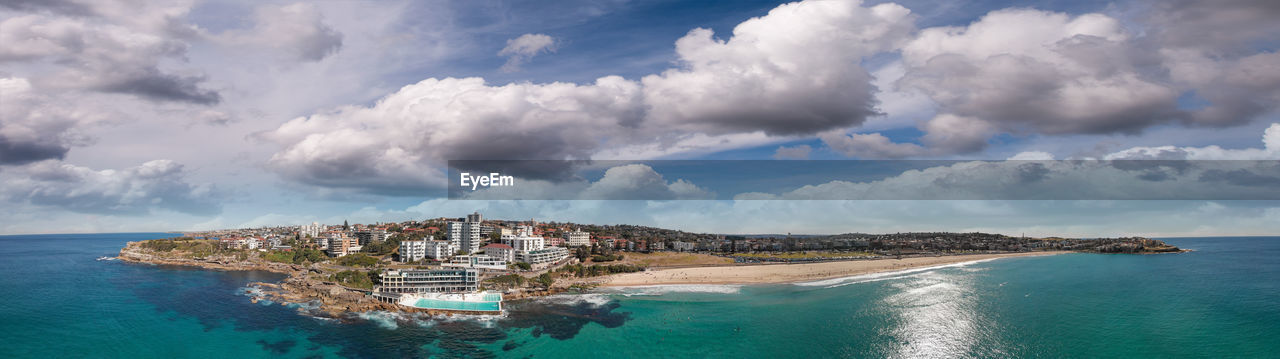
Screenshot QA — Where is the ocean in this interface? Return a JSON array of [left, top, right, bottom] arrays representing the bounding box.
[[0, 233, 1275, 358]]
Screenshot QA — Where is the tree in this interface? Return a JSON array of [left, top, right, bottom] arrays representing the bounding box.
[[343, 220, 349, 230], [536, 273, 555, 288], [511, 262, 532, 271]]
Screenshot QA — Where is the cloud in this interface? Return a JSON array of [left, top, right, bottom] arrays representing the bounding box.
[[0, 77, 104, 165], [0, 159, 221, 215], [262, 76, 642, 194], [579, 164, 713, 200], [1144, 0, 1280, 55], [819, 132, 926, 159], [734, 160, 1280, 201], [1103, 123, 1280, 160], [821, 4, 1280, 159], [773, 145, 812, 160], [641, 0, 914, 136], [750, 124, 1280, 200], [0, 4, 221, 104], [900, 9, 1181, 136], [262, 0, 915, 195], [457, 164, 714, 200], [214, 3, 344, 63], [0, 0, 93, 16], [498, 33, 556, 72]]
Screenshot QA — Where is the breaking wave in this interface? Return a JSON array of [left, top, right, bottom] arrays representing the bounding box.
[[600, 284, 743, 296], [538, 293, 614, 306], [792, 257, 1004, 289], [354, 311, 402, 330]]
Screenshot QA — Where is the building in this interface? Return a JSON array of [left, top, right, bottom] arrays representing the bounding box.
[[354, 228, 388, 245], [565, 229, 590, 247], [671, 241, 695, 252], [503, 225, 544, 252], [442, 254, 508, 270], [518, 247, 569, 269], [300, 222, 322, 238], [401, 240, 428, 262], [330, 237, 360, 257], [482, 243, 515, 262], [375, 268, 480, 293], [427, 241, 455, 260], [650, 241, 665, 251], [403, 240, 455, 262], [447, 214, 484, 254]]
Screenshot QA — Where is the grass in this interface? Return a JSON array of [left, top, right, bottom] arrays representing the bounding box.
[[617, 252, 734, 267]]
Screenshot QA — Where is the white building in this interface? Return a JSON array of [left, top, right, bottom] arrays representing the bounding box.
[[447, 213, 484, 254], [671, 241, 695, 252], [503, 225, 544, 252], [482, 243, 515, 262], [401, 240, 428, 262], [442, 254, 508, 270], [564, 229, 590, 247], [427, 241, 455, 260], [518, 247, 569, 269], [300, 222, 322, 238]]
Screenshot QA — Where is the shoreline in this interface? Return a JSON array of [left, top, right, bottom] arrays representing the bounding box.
[[594, 251, 1068, 287]]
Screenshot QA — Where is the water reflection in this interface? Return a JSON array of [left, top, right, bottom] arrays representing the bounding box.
[[884, 270, 981, 358]]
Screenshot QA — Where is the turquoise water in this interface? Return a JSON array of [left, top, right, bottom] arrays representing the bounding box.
[[412, 298, 501, 312], [0, 234, 1276, 358]]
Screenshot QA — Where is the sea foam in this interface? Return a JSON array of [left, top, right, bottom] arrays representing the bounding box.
[[793, 257, 1004, 289], [354, 311, 402, 330], [600, 284, 743, 296]]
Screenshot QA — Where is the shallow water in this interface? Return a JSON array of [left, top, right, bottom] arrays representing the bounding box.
[[1, 233, 1275, 358]]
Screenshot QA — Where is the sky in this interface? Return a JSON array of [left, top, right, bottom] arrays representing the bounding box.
[[1, 0, 1278, 237]]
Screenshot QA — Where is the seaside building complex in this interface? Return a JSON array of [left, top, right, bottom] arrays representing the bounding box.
[[448, 212, 485, 254]]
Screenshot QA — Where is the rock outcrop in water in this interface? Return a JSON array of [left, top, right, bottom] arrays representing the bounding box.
[[118, 241, 397, 317]]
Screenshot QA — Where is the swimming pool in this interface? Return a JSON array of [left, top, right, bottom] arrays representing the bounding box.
[[404, 292, 504, 312], [411, 298, 501, 312]]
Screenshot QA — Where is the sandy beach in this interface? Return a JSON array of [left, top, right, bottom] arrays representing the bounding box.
[[600, 251, 1067, 286]]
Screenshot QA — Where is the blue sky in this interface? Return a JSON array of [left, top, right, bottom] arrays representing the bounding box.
[[1, 0, 1278, 236]]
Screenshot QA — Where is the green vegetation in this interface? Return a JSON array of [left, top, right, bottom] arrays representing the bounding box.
[[361, 241, 397, 256], [336, 253, 379, 267], [536, 273, 555, 288], [138, 238, 238, 258], [590, 253, 624, 262], [485, 274, 526, 287], [263, 248, 328, 264], [331, 270, 375, 289], [557, 263, 645, 277], [510, 262, 532, 271]]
